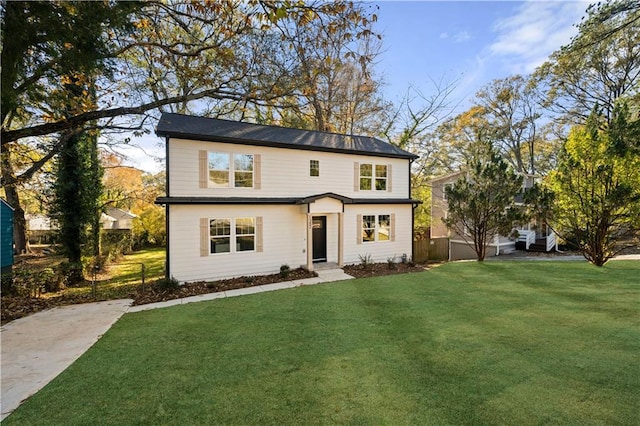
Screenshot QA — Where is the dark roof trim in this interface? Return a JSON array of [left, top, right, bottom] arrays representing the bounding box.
[[156, 113, 418, 160], [297, 192, 354, 204], [155, 196, 421, 206], [155, 197, 299, 205]]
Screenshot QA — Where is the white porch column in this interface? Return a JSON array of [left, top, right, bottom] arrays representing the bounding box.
[[306, 213, 313, 271], [338, 212, 344, 267]]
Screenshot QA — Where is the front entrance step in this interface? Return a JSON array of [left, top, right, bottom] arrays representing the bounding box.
[[312, 262, 340, 271]]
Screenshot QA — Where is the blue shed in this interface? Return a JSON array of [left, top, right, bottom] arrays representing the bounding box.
[[1, 198, 14, 274]]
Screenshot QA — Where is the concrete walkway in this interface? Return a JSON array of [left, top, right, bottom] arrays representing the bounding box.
[[0, 268, 353, 420], [1, 299, 132, 420]]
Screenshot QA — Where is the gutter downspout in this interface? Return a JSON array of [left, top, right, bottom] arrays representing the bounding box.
[[164, 135, 171, 281], [409, 158, 415, 262]]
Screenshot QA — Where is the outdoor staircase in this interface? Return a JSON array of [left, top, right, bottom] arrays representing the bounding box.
[[515, 230, 557, 253], [528, 238, 550, 252]]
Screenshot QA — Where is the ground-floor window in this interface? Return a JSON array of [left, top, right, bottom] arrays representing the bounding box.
[[208, 217, 255, 254], [360, 213, 394, 243]]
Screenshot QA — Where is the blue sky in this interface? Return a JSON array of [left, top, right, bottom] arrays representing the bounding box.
[[374, 0, 590, 108], [122, 0, 592, 172]]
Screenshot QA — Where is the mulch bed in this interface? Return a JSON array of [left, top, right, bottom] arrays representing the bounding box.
[[1, 292, 110, 325], [342, 262, 428, 278], [1, 263, 433, 325], [131, 267, 316, 306]]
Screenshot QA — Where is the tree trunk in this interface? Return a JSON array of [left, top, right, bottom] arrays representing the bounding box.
[[1, 151, 29, 254]]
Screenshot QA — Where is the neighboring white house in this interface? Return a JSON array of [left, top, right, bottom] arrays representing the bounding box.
[[155, 113, 420, 283], [28, 208, 136, 233], [103, 207, 137, 230], [430, 171, 556, 261]]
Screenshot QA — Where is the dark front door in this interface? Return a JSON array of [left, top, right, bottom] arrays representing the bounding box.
[[312, 216, 327, 262]]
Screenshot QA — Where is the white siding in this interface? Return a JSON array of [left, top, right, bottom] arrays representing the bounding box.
[[343, 204, 413, 265], [169, 138, 410, 199], [169, 204, 307, 283], [168, 203, 414, 282]]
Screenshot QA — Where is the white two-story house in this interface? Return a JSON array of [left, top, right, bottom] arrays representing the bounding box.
[[155, 113, 420, 283]]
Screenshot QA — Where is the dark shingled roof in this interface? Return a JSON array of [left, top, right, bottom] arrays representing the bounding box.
[[156, 113, 418, 160]]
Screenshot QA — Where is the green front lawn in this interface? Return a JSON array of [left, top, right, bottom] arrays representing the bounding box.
[[5, 261, 639, 425]]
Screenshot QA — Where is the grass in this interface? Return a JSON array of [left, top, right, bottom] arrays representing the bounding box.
[[51, 247, 165, 300], [5, 260, 640, 425]]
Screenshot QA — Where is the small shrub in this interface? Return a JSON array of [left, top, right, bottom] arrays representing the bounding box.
[[244, 276, 255, 284], [387, 256, 397, 269], [358, 253, 373, 268], [157, 276, 180, 291], [57, 262, 84, 286], [40, 267, 63, 293], [12, 269, 41, 297], [279, 264, 291, 279]]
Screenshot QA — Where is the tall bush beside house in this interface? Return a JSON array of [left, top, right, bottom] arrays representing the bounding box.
[[546, 105, 640, 266], [443, 141, 525, 261]]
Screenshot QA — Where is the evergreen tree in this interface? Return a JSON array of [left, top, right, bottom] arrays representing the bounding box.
[[51, 126, 102, 283], [443, 141, 525, 261]]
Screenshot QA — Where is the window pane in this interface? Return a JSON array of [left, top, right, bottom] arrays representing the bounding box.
[[234, 171, 253, 187], [208, 153, 229, 187], [236, 217, 255, 235], [378, 215, 390, 241], [362, 215, 375, 242], [360, 177, 372, 190], [234, 154, 253, 171], [375, 165, 387, 190], [211, 237, 230, 254], [210, 170, 229, 186], [237, 235, 255, 251], [210, 219, 230, 237], [310, 160, 319, 177], [360, 163, 372, 176]]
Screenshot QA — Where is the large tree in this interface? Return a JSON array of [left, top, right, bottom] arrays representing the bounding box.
[[443, 140, 525, 261], [547, 105, 640, 266], [534, 0, 640, 125], [1, 1, 378, 253]]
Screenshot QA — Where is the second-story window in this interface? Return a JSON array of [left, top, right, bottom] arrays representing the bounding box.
[[310, 160, 320, 177], [208, 152, 253, 188], [443, 183, 453, 200], [208, 152, 230, 187], [375, 165, 387, 190], [360, 164, 373, 190], [359, 163, 387, 191], [234, 154, 253, 187]]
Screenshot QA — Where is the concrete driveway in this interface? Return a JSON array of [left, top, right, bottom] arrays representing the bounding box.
[[1, 299, 132, 420]]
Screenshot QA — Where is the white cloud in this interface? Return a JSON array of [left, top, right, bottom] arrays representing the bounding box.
[[440, 30, 471, 43], [453, 31, 471, 43], [489, 0, 589, 73]]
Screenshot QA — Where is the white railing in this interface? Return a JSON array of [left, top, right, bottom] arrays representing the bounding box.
[[517, 230, 536, 250], [546, 232, 557, 252]]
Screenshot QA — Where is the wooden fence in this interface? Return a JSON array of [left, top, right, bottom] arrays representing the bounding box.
[[413, 237, 449, 263]]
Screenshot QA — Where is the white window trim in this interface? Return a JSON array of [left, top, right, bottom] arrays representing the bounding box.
[[362, 214, 391, 243], [359, 163, 388, 191], [209, 217, 256, 255], [375, 165, 388, 191], [207, 152, 254, 189], [443, 183, 453, 200], [310, 159, 320, 177]]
